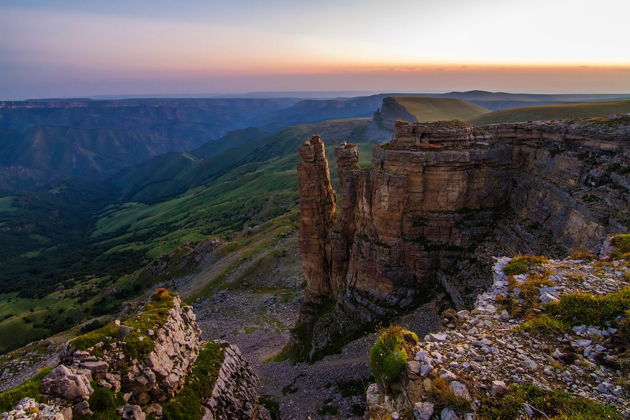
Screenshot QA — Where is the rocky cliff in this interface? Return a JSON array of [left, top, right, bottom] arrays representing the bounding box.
[[294, 115, 630, 359], [0, 289, 269, 420]]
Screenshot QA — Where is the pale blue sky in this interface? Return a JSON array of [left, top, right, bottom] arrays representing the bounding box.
[[1, 0, 629, 99]]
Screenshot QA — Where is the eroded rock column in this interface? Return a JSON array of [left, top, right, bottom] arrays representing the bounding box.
[[296, 136, 336, 324], [330, 143, 360, 297]]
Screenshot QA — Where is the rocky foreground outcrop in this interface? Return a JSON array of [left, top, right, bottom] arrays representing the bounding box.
[[62, 291, 202, 405], [294, 115, 630, 358], [0, 289, 269, 420], [366, 241, 629, 419]]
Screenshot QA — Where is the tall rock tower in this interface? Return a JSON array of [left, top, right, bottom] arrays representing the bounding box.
[[296, 136, 336, 326]]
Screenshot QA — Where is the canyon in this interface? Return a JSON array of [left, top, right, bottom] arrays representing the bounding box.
[[294, 115, 630, 359]]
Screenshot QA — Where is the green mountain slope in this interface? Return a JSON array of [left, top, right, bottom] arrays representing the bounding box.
[[472, 100, 630, 125], [0, 118, 372, 353], [110, 118, 369, 202], [389, 96, 490, 122]]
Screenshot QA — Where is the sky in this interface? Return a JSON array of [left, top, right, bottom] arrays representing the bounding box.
[[1, 0, 629, 99]]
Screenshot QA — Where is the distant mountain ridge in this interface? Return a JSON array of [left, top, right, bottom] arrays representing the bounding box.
[[3, 91, 630, 195]]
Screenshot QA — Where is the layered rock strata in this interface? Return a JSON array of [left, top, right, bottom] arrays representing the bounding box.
[[295, 116, 630, 358], [296, 135, 336, 326]]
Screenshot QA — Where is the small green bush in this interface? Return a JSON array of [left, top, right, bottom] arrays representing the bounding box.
[[545, 287, 630, 327], [503, 256, 548, 275], [520, 314, 570, 335], [0, 367, 52, 412], [88, 386, 117, 412], [611, 234, 630, 259], [369, 326, 418, 389], [478, 382, 622, 420], [76, 385, 124, 420]]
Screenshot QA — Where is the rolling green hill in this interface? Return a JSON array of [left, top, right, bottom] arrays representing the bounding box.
[[372, 97, 490, 133], [389, 96, 490, 122], [110, 118, 369, 202], [472, 99, 630, 125]]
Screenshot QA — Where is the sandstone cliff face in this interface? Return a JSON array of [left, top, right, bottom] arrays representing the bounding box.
[[295, 115, 630, 358]]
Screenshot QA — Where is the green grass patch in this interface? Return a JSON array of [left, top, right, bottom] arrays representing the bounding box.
[[473, 100, 630, 125], [161, 341, 226, 420], [369, 326, 418, 389], [391, 96, 489, 122], [519, 314, 570, 335], [478, 382, 622, 419], [545, 287, 630, 327], [0, 367, 52, 412], [503, 255, 548, 275], [70, 289, 176, 361], [611, 234, 630, 259]]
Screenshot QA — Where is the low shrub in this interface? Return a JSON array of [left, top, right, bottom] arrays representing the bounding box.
[[76, 385, 124, 420], [70, 288, 177, 360], [369, 326, 418, 389], [611, 234, 630, 259], [545, 287, 630, 327], [478, 382, 622, 420], [71, 322, 121, 351], [519, 314, 569, 335], [503, 256, 548, 275]]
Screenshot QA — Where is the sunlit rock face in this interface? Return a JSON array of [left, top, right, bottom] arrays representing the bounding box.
[[296, 117, 630, 358]]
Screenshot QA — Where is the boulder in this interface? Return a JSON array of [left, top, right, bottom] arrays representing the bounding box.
[[413, 402, 435, 420], [491, 380, 507, 396], [121, 405, 146, 420], [450, 381, 471, 401], [41, 365, 93, 403]]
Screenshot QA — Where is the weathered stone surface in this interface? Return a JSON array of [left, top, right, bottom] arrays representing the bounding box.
[[121, 405, 146, 420], [413, 401, 435, 420], [41, 365, 93, 403], [202, 342, 271, 420], [296, 135, 336, 327]]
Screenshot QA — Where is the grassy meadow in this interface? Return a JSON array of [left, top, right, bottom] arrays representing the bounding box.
[[472, 99, 630, 125]]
